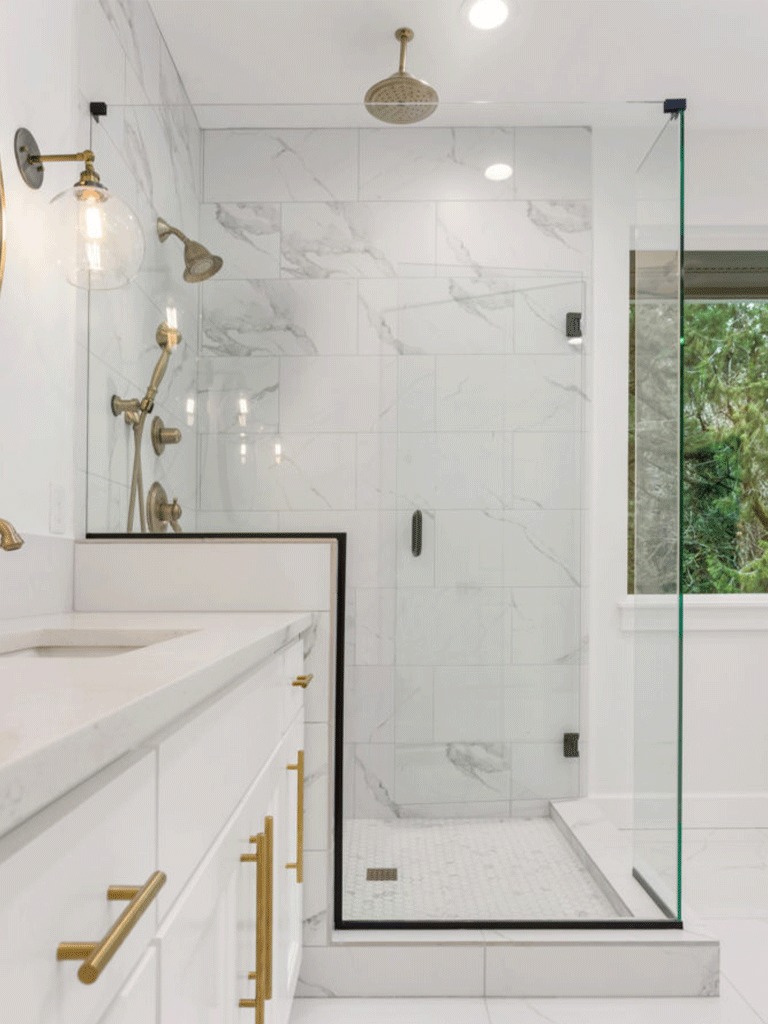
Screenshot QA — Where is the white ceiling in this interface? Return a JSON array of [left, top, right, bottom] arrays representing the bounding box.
[[150, 0, 768, 129]]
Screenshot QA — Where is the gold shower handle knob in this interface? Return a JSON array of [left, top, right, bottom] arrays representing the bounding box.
[[291, 674, 313, 689], [151, 416, 182, 455]]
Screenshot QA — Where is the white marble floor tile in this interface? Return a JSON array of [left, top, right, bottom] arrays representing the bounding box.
[[487, 979, 762, 1023], [696, 918, 768, 1021], [291, 998, 491, 1024]]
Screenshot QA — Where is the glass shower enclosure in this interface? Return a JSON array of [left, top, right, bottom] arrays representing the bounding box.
[[84, 98, 685, 929]]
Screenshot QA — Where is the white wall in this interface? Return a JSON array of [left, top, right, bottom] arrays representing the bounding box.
[[588, 124, 768, 828], [0, 0, 85, 616]]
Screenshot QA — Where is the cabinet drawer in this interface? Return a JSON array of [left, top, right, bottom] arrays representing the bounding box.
[[282, 638, 306, 731], [0, 753, 156, 1024], [158, 651, 284, 915], [97, 949, 157, 1024]]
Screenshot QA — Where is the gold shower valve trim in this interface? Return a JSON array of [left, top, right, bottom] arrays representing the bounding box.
[[291, 673, 313, 689]]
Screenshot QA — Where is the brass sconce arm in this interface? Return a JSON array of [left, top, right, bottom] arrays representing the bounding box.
[[15, 130, 102, 189]]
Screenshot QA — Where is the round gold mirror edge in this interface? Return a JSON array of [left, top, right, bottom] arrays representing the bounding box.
[[0, 153, 6, 297]]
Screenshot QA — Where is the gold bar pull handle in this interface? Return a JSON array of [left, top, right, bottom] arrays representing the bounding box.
[[264, 816, 274, 1002], [57, 871, 166, 985], [286, 750, 305, 883], [291, 674, 313, 689], [239, 832, 265, 1022]]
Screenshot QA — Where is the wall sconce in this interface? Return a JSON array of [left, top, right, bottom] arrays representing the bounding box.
[[14, 126, 144, 289]]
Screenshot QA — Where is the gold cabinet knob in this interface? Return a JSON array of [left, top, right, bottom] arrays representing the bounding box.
[[291, 674, 313, 689], [57, 871, 166, 984]]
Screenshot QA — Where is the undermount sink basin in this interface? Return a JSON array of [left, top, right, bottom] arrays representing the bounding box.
[[0, 628, 194, 660]]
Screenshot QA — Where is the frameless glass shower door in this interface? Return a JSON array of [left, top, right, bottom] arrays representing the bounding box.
[[631, 107, 685, 919]]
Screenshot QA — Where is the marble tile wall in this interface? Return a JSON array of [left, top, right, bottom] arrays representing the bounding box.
[[200, 125, 591, 823], [82, 0, 202, 533]]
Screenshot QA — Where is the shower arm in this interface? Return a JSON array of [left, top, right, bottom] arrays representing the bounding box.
[[396, 27, 412, 73]]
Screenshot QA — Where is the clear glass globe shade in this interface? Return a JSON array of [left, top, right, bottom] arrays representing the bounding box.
[[49, 184, 145, 290]]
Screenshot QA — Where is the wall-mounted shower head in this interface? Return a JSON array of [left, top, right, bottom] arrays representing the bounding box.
[[156, 217, 223, 283], [364, 27, 439, 125]]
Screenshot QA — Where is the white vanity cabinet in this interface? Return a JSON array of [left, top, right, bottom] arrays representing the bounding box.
[[1, 632, 308, 1024]]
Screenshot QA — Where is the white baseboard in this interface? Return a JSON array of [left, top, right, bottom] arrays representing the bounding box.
[[592, 792, 768, 829]]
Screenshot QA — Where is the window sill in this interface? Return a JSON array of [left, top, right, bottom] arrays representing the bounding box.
[[619, 594, 768, 632]]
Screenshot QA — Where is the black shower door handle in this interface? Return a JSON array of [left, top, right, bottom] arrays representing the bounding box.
[[411, 510, 423, 557]]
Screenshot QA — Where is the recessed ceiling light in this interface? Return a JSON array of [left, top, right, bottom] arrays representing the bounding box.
[[467, 0, 509, 30], [484, 162, 513, 181]]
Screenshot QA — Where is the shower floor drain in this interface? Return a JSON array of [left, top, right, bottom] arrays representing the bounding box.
[[366, 867, 398, 881]]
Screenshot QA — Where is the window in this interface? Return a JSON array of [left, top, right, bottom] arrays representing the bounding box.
[[629, 251, 768, 594]]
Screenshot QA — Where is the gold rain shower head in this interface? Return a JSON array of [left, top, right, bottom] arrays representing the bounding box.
[[364, 27, 439, 125], [156, 217, 223, 283]]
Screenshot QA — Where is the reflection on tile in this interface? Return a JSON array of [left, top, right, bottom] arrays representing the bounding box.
[[360, 128, 517, 202], [199, 203, 280, 279], [199, 357, 279, 434], [204, 129, 358, 202], [203, 279, 358, 356], [199, 434, 356, 511], [281, 202, 436, 278]]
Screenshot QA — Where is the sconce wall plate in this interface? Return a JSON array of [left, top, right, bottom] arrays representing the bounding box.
[[14, 128, 44, 189]]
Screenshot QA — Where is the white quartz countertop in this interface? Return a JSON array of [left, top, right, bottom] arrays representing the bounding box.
[[0, 610, 312, 839]]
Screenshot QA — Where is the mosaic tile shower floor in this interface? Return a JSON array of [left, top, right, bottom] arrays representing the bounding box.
[[343, 817, 619, 921]]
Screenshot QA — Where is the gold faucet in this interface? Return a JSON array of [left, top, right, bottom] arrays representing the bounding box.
[[0, 519, 23, 551]]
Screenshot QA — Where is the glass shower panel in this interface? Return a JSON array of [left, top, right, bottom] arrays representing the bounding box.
[[631, 112, 684, 918], [343, 271, 587, 924]]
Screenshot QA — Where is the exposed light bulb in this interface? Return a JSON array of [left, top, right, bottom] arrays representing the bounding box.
[[166, 305, 178, 330], [484, 162, 513, 181], [84, 204, 104, 240], [274, 441, 282, 465], [240, 439, 248, 465], [185, 396, 195, 426], [85, 242, 103, 272], [238, 397, 249, 416], [468, 0, 509, 30]]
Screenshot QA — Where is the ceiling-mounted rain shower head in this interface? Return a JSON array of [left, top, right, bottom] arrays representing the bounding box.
[[156, 217, 224, 283], [364, 27, 439, 125]]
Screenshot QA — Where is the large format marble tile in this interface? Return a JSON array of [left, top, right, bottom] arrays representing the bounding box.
[[302, 850, 330, 947], [505, 355, 587, 432], [505, 666, 580, 743], [356, 434, 398, 510], [354, 588, 396, 665], [514, 279, 585, 354], [360, 128, 517, 201], [279, 357, 397, 433], [510, 432, 583, 510], [202, 279, 358, 356], [395, 743, 512, 805], [434, 511, 505, 588], [199, 433, 356, 511], [278, 510, 396, 590], [510, 587, 582, 665], [501, 510, 582, 587], [513, 127, 592, 200], [510, 742, 580, 800], [204, 129, 358, 202], [296, 947, 485, 998], [432, 667, 505, 744], [198, 357, 279, 435], [397, 433, 505, 510], [198, 203, 281, 279], [291, 998, 490, 1024], [100, 0, 161, 104], [344, 667, 395, 744], [304, 721, 330, 853], [353, 744, 397, 819], [396, 587, 509, 666], [437, 201, 591, 275], [281, 202, 436, 278], [436, 355, 508, 431], [396, 356, 436, 431], [394, 666, 434, 744]]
